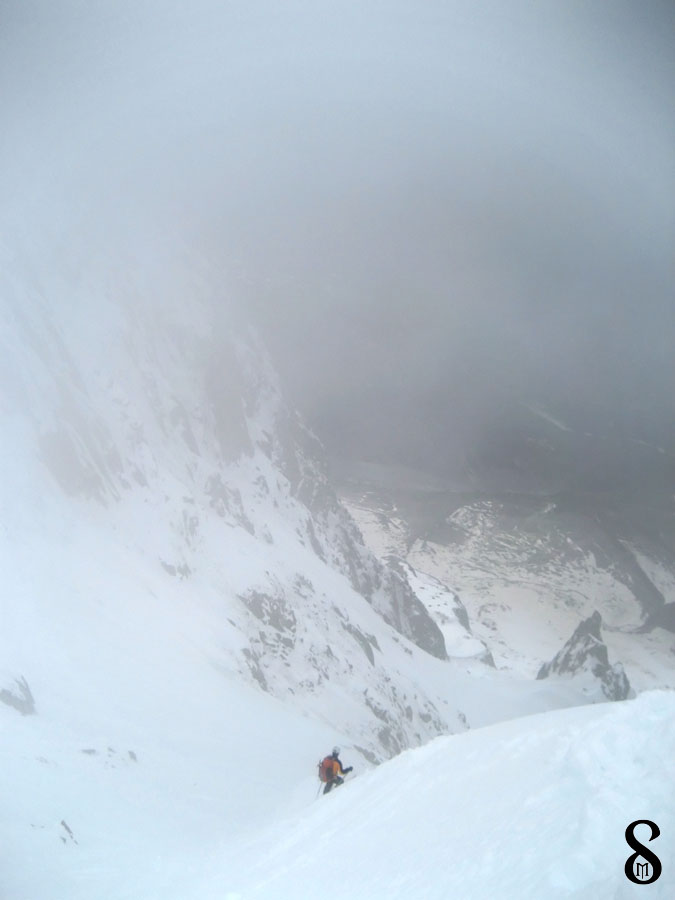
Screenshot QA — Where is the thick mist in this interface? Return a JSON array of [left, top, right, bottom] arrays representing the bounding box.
[[2, 0, 673, 479]]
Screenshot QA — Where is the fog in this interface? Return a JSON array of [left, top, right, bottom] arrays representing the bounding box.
[[2, 0, 673, 476]]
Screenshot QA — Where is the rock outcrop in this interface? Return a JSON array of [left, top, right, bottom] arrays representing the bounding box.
[[537, 611, 631, 701], [0, 676, 36, 715]]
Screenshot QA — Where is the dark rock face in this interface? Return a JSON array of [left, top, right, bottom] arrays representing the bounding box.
[[381, 559, 447, 660], [646, 603, 675, 634], [537, 611, 631, 701], [256, 394, 447, 660]]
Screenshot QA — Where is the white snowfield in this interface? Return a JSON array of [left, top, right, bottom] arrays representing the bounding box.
[[211, 692, 675, 900], [2, 690, 672, 899]]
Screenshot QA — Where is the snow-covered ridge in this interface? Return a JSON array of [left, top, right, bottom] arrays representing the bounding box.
[[162, 691, 675, 899]]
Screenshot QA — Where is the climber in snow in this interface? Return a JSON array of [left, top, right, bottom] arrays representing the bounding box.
[[318, 746, 353, 794]]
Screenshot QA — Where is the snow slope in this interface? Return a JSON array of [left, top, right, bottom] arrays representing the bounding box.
[[4, 689, 671, 899], [209, 690, 675, 900], [2, 3, 672, 896]]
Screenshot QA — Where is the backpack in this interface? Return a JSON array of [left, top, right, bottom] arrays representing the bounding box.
[[318, 756, 336, 783]]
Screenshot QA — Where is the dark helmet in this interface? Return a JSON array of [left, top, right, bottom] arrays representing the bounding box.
[[332, 746, 340, 757]]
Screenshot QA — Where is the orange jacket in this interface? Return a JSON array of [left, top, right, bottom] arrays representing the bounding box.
[[328, 757, 345, 778], [320, 755, 346, 781]]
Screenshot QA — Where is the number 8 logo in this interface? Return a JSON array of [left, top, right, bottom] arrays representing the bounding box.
[[624, 820, 662, 885]]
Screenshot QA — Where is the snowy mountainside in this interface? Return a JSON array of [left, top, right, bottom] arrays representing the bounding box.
[[337, 461, 675, 692], [1, 247, 453, 762], [1, 242, 604, 898]]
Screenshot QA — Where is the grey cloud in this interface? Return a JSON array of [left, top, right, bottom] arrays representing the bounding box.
[[2, 0, 673, 476]]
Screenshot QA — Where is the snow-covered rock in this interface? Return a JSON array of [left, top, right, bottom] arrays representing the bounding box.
[[537, 611, 631, 701], [0, 676, 36, 716], [337, 461, 675, 691], [387, 556, 494, 665]]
